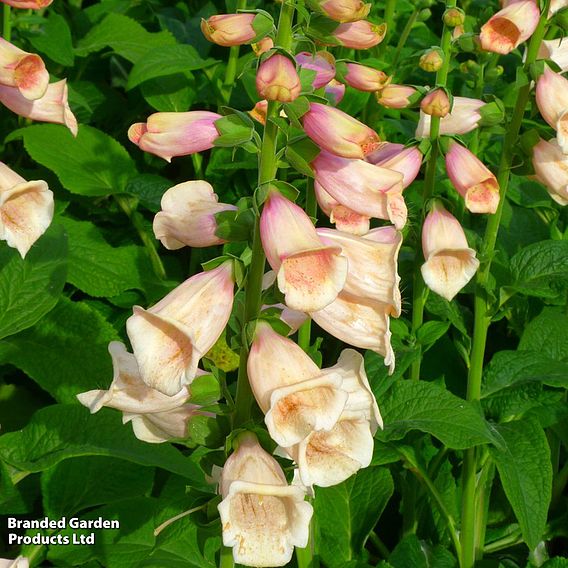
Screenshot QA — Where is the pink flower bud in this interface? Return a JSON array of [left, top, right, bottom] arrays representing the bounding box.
[[480, 0, 540, 55], [0, 162, 53, 258], [375, 84, 417, 109], [420, 88, 451, 118], [536, 66, 568, 154], [0, 38, 48, 100], [200, 13, 257, 47], [324, 79, 345, 105], [340, 62, 390, 92], [310, 0, 371, 22], [421, 203, 479, 301], [126, 262, 234, 396], [153, 180, 237, 249], [312, 150, 407, 229], [538, 39, 568, 73], [252, 36, 274, 57], [446, 141, 500, 214], [419, 48, 444, 72], [366, 143, 422, 189], [295, 51, 336, 89], [260, 190, 348, 312], [249, 99, 269, 124], [0, 0, 52, 7], [302, 102, 381, 158], [0, 80, 78, 136], [532, 137, 568, 205], [256, 53, 301, 102], [128, 111, 221, 162], [332, 20, 387, 49], [416, 96, 484, 138]]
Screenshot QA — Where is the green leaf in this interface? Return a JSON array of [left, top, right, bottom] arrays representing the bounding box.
[[482, 350, 568, 397], [417, 321, 450, 350], [389, 535, 457, 568], [0, 297, 119, 404], [509, 240, 568, 299], [61, 216, 152, 297], [0, 405, 208, 486], [378, 381, 495, 449], [141, 72, 196, 112], [285, 136, 320, 177], [27, 13, 75, 66], [489, 418, 552, 550], [42, 456, 154, 518], [0, 223, 67, 340], [76, 13, 175, 63], [126, 174, 171, 212], [314, 467, 394, 568], [18, 124, 137, 196], [127, 44, 218, 89], [213, 114, 255, 148], [519, 307, 568, 361], [541, 559, 568, 567]]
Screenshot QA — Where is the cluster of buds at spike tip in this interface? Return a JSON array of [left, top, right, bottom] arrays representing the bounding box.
[[256, 53, 301, 102], [125, 261, 235, 396], [295, 51, 336, 89], [0, 38, 49, 100], [536, 67, 568, 154], [336, 61, 391, 92], [421, 202, 480, 301], [332, 21, 387, 49], [302, 102, 382, 158], [248, 323, 383, 487], [153, 180, 237, 249], [0, 162, 53, 259], [443, 7, 466, 27], [479, 0, 540, 55], [416, 96, 484, 138], [420, 88, 451, 118], [419, 47, 444, 73], [201, 12, 273, 47], [532, 137, 568, 205], [260, 189, 348, 312], [77, 342, 209, 444], [217, 432, 313, 566], [445, 141, 500, 214], [375, 84, 418, 109], [128, 111, 222, 162], [307, 0, 371, 22]]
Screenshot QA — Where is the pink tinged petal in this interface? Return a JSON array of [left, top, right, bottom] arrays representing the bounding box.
[[0, 79, 78, 136], [367, 144, 423, 188], [446, 141, 500, 214], [324, 79, 345, 106], [125, 405, 199, 443], [153, 180, 237, 249], [295, 51, 336, 89], [532, 137, 568, 205], [375, 84, 417, 109], [416, 96, 484, 138], [302, 102, 381, 159], [0, 0, 52, 7], [200, 14, 257, 46], [538, 39, 568, 73], [0, 180, 53, 258], [311, 292, 395, 372], [319, 0, 371, 22], [256, 54, 302, 103], [480, 0, 540, 54], [0, 162, 26, 190], [312, 150, 406, 228], [332, 20, 387, 50], [535, 67, 568, 137], [343, 63, 390, 91]]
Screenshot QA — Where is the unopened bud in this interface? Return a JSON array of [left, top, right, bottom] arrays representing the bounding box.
[[252, 36, 274, 57], [457, 32, 479, 53], [419, 48, 444, 72], [485, 65, 504, 82], [417, 8, 431, 22], [443, 7, 465, 27], [420, 88, 451, 118], [256, 53, 301, 103]]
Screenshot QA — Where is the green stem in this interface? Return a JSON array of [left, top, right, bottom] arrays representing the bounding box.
[[2, 4, 10, 42], [408, 0, 455, 382], [384, 0, 396, 41], [459, 6, 550, 568], [220, 0, 247, 106], [392, 8, 419, 70], [368, 532, 390, 559], [191, 153, 204, 179], [232, 0, 296, 429], [219, 546, 234, 568]]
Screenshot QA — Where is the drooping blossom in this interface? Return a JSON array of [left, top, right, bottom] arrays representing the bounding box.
[[416, 96, 484, 138], [337, 61, 390, 92], [532, 137, 568, 205], [366, 143, 422, 189], [308, 0, 371, 22], [295, 51, 336, 89], [256, 54, 301, 102], [375, 84, 417, 109], [201, 13, 272, 47], [537, 39, 568, 73], [332, 20, 387, 49], [535, 66, 568, 153]]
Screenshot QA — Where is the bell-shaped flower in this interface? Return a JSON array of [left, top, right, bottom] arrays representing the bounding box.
[[311, 292, 395, 372], [536, 67, 568, 153], [314, 181, 370, 235], [312, 149, 407, 229], [332, 20, 387, 49], [416, 96, 484, 138], [0, 162, 53, 258], [126, 261, 234, 396], [0, 79, 78, 136], [302, 102, 381, 158], [420, 88, 451, 117], [256, 53, 301, 102], [446, 141, 500, 214], [337, 61, 390, 92], [128, 111, 221, 162], [77, 342, 205, 444], [0, 38, 48, 100], [550, 0, 568, 15], [532, 137, 568, 205], [153, 180, 237, 249], [375, 84, 417, 109], [366, 143, 422, 189], [309, 0, 371, 22], [317, 227, 402, 315], [1, 0, 52, 6], [248, 321, 350, 447], [480, 0, 540, 54], [324, 79, 345, 105], [0, 558, 28, 568], [284, 350, 382, 487], [260, 189, 348, 312], [421, 202, 479, 301], [538, 39, 568, 72], [295, 51, 336, 89], [218, 432, 313, 568], [201, 13, 268, 47]]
